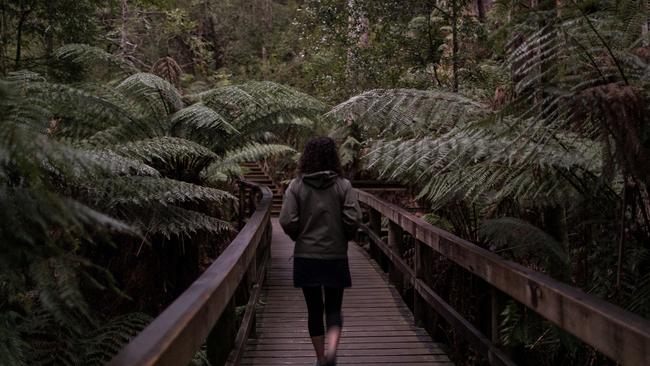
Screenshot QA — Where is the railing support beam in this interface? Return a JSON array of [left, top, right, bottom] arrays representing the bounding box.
[[368, 208, 382, 262], [207, 300, 236, 366], [388, 221, 404, 293]]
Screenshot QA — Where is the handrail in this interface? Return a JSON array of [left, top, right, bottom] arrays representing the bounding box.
[[355, 189, 650, 366], [109, 181, 273, 366]]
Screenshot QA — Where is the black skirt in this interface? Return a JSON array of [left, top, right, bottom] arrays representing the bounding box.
[[293, 257, 352, 288]]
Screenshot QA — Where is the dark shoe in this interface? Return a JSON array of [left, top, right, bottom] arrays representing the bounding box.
[[325, 357, 337, 366]]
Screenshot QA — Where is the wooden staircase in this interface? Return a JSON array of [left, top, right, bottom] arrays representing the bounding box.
[[241, 162, 283, 216]]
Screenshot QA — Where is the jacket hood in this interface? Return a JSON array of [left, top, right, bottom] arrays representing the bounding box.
[[302, 170, 338, 189]]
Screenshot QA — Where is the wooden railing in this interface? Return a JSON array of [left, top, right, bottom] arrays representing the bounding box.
[[109, 181, 272, 366], [355, 189, 650, 366]]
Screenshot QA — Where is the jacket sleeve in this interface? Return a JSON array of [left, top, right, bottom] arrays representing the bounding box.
[[279, 180, 300, 240], [342, 181, 362, 240]]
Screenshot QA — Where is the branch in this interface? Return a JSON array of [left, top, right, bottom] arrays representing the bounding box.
[[570, 0, 629, 85]]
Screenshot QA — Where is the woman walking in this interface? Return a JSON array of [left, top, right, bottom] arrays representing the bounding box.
[[279, 137, 361, 366]]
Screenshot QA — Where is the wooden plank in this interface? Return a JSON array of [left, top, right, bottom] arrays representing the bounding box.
[[245, 341, 444, 351], [357, 189, 650, 366], [241, 354, 452, 363], [246, 335, 435, 345], [242, 361, 452, 366]]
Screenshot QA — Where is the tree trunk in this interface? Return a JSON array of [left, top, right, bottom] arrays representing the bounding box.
[[476, 0, 486, 23], [119, 0, 130, 56], [451, 0, 459, 92], [44, 0, 54, 58], [0, 0, 7, 73], [346, 0, 369, 92], [15, 2, 32, 69]]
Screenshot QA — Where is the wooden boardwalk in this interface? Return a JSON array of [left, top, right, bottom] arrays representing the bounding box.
[[240, 219, 453, 365]]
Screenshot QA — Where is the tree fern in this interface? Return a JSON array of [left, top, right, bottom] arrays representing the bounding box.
[[479, 217, 570, 278], [0, 312, 27, 366], [75, 149, 160, 177], [202, 143, 296, 186], [79, 313, 152, 366], [327, 88, 490, 138], [117, 73, 184, 116], [363, 126, 600, 209], [54, 44, 137, 77], [87, 176, 233, 209], [29, 257, 93, 333], [111, 136, 218, 176], [194, 81, 327, 134], [171, 103, 238, 136], [133, 206, 232, 239]]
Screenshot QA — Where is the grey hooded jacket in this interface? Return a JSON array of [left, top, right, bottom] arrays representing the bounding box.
[[279, 171, 361, 259]]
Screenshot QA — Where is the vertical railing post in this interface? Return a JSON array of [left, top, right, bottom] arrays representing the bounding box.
[[247, 251, 258, 339], [368, 208, 381, 262], [491, 288, 505, 345], [238, 182, 245, 229], [388, 220, 404, 294], [368, 208, 382, 262], [414, 240, 434, 331], [247, 190, 253, 216], [207, 299, 236, 366]]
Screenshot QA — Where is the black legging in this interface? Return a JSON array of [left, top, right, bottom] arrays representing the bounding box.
[[301, 286, 344, 337]]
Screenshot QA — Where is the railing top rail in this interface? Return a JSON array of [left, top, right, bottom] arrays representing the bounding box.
[[109, 181, 272, 366], [355, 189, 650, 366]]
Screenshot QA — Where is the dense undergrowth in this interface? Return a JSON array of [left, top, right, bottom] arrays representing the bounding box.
[[2, 0, 650, 365], [0, 46, 325, 365]]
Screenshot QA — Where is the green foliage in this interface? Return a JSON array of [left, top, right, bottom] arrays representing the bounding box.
[[3, 1, 650, 365], [54, 44, 138, 78], [0, 76, 149, 365], [325, 2, 650, 364], [0, 67, 307, 364], [479, 217, 570, 278], [195, 81, 327, 132], [421, 212, 455, 232], [328, 88, 489, 138]]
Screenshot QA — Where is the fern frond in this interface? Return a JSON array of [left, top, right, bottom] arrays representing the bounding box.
[[65, 199, 137, 234], [132, 205, 232, 239], [200, 143, 294, 186], [29, 257, 92, 334], [87, 176, 234, 209], [79, 313, 151, 366], [117, 73, 184, 118], [221, 143, 296, 165], [328, 89, 490, 138], [480, 217, 570, 275], [364, 126, 599, 210], [151, 56, 183, 87], [0, 312, 28, 366], [54, 44, 136, 76], [28, 81, 137, 124], [196, 81, 327, 130], [171, 103, 239, 137], [79, 149, 160, 177], [112, 136, 217, 174]]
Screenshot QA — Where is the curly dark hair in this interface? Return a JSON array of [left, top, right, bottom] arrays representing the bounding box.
[[298, 137, 342, 175]]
